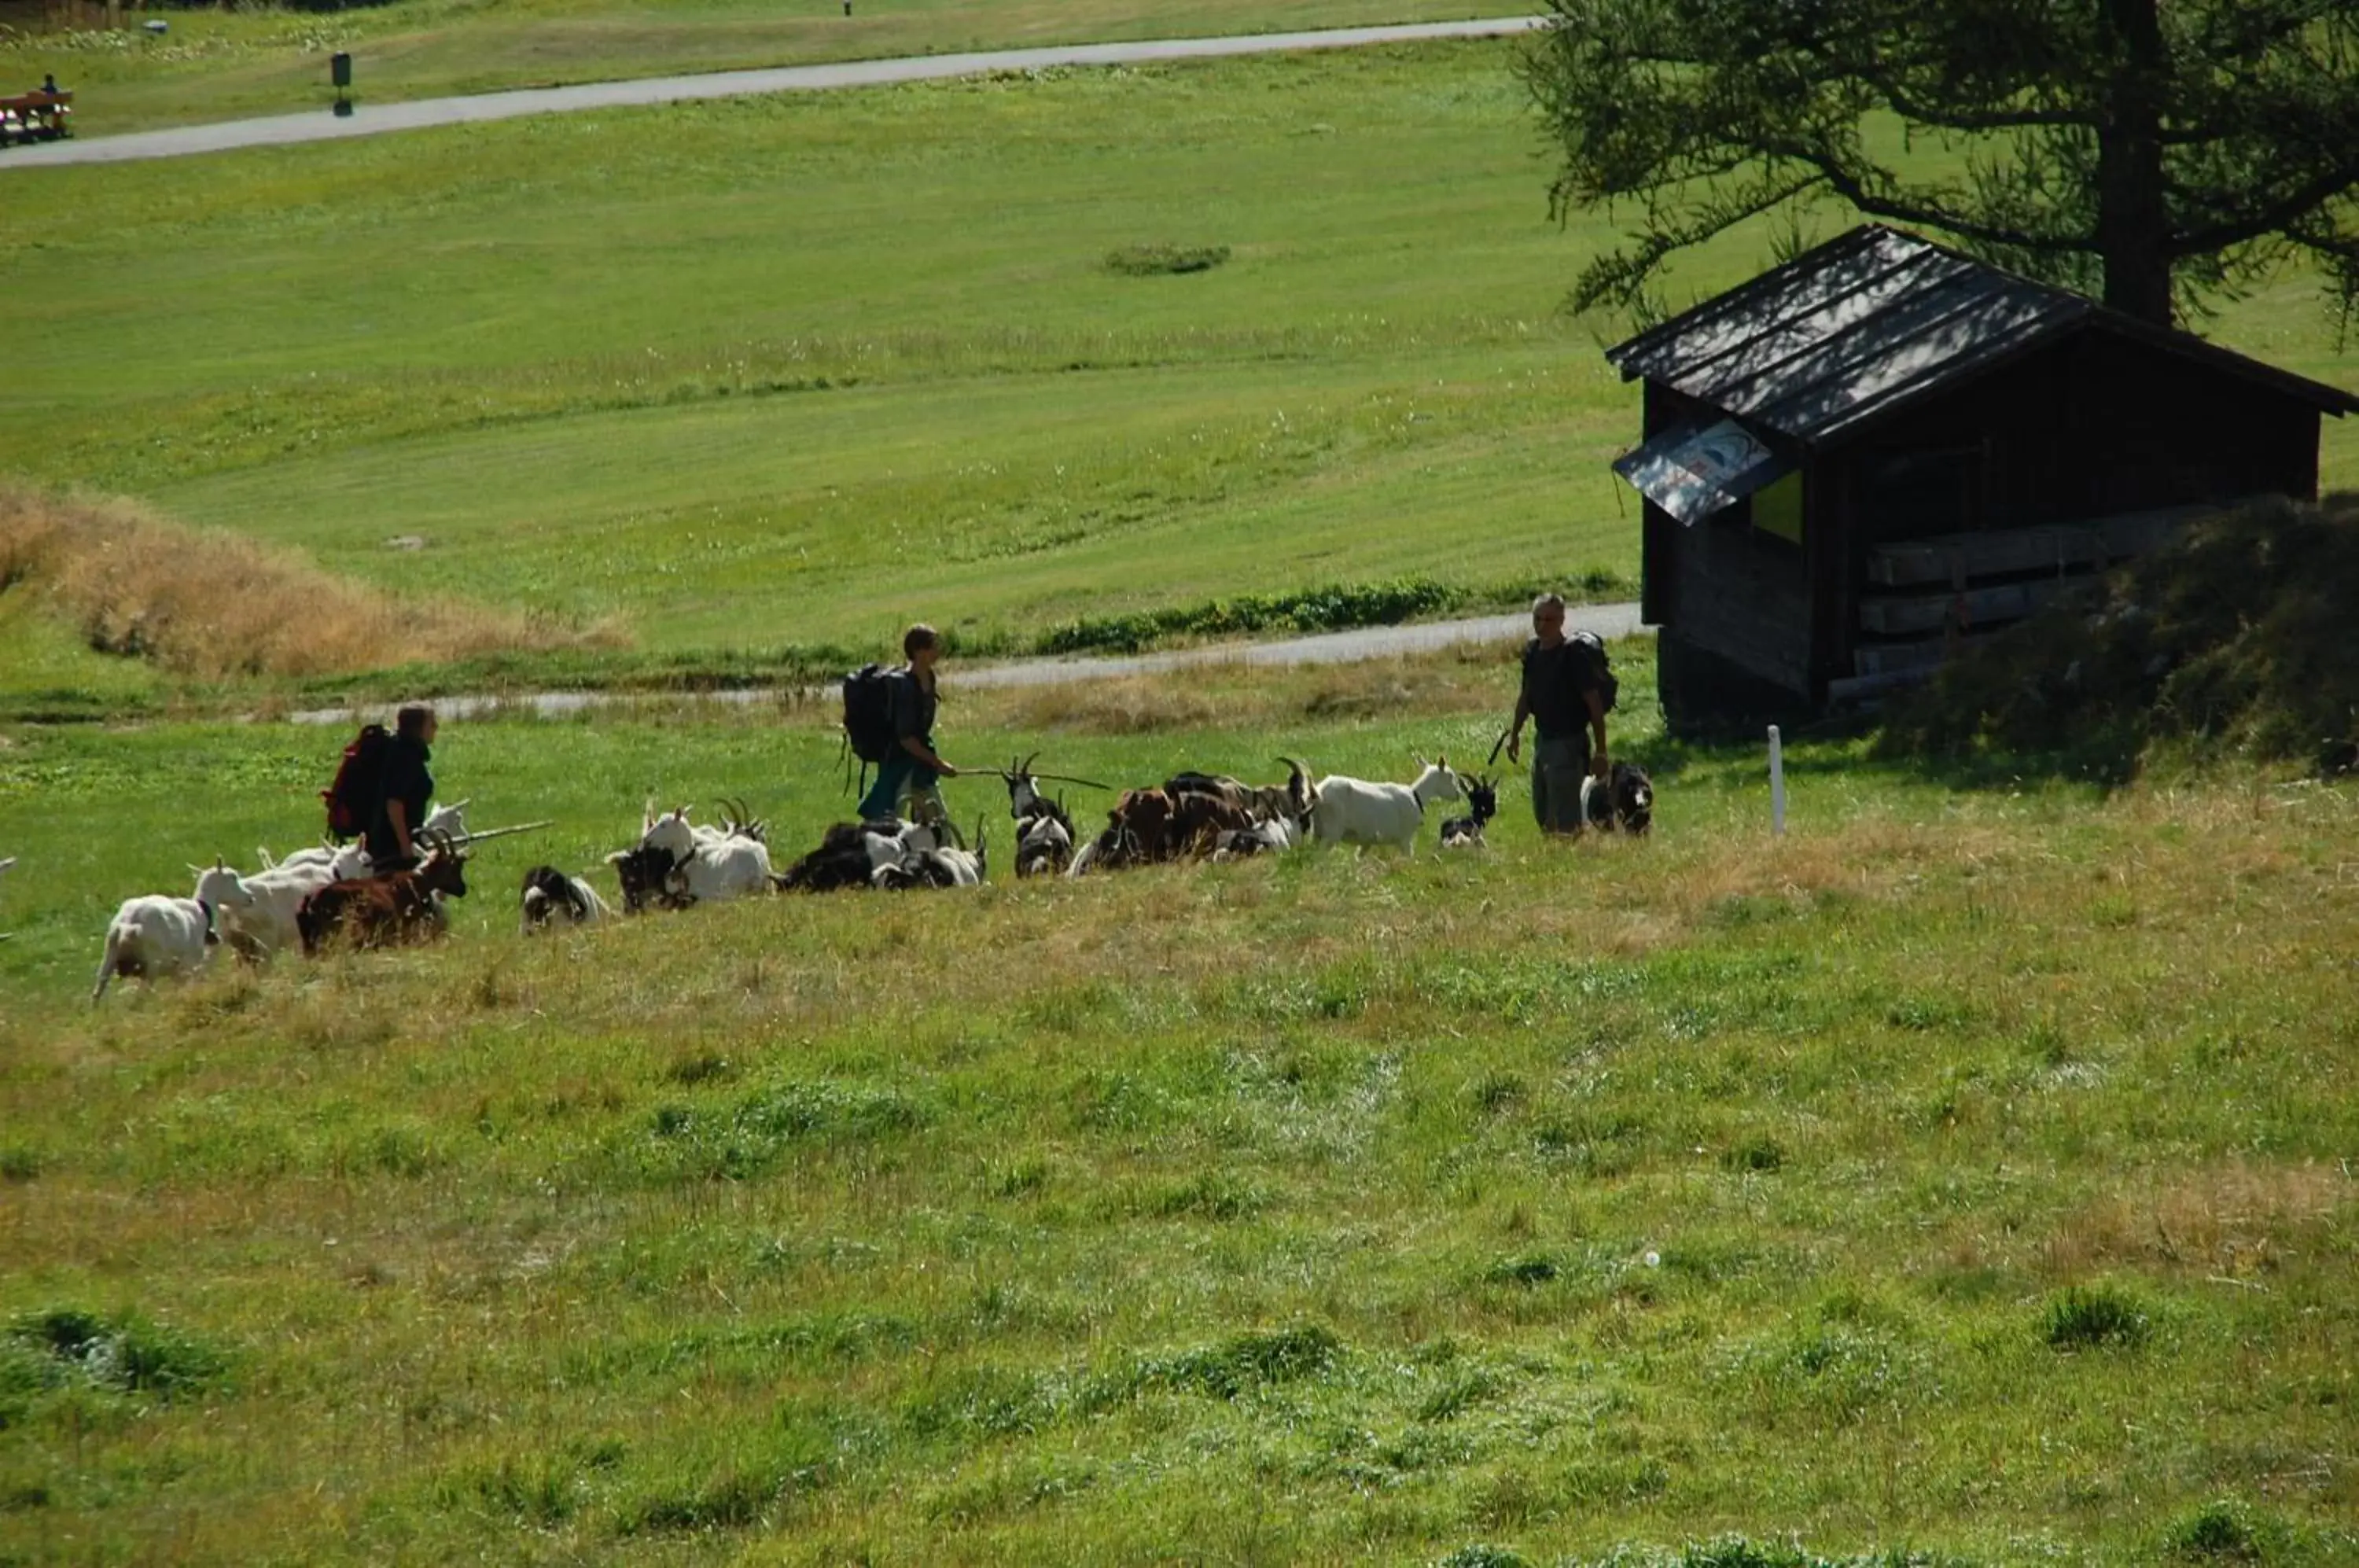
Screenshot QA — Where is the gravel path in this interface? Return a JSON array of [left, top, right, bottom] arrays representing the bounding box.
[[5, 17, 1544, 170], [286, 602, 1644, 726]]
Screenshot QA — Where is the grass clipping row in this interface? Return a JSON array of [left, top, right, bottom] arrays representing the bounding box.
[[1882, 492, 2359, 775], [0, 484, 622, 682]]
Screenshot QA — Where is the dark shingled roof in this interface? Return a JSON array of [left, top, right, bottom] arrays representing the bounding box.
[[1606, 225, 2359, 445]]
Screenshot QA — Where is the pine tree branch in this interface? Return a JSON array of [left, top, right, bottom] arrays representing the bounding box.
[[1758, 145, 2077, 256], [2170, 164, 2359, 256]]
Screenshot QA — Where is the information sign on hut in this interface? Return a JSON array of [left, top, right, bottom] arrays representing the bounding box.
[[1606, 225, 2359, 731]]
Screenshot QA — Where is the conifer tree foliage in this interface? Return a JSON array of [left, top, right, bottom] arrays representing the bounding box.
[[1524, 0, 2359, 328]]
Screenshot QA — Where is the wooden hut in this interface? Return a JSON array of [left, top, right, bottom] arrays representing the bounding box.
[[1606, 225, 2358, 730]]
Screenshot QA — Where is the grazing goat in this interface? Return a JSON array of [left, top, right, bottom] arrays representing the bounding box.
[[1311, 755, 1464, 851], [519, 865, 609, 932], [298, 836, 470, 954], [1580, 763, 1654, 835], [93, 863, 252, 1000], [1438, 775, 1499, 849]]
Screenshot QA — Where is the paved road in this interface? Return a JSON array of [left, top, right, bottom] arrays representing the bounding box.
[[6, 17, 1544, 170], [286, 602, 1643, 726]]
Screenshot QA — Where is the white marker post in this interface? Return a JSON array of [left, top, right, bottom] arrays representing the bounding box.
[[1768, 724, 1787, 836]]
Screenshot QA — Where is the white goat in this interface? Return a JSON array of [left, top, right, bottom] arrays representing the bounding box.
[[93, 864, 252, 1001], [1310, 755, 1465, 851], [215, 850, 369, 959], [269, 801, 462, 873], [639, 806, 775, 904]]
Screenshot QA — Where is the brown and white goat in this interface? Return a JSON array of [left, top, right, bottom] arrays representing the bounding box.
[[297, 834, 469, 954]]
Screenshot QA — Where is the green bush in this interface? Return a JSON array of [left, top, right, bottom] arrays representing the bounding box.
[[1037, 578, 1462, 655], [1881, 493, 2359, 778], [9, 1306, 226, 1399], [1104, 243, 1231, 276], [2168, 1499, 2262, 1560]]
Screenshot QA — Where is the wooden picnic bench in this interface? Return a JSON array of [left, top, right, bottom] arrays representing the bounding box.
[[0, 90, 73, 145]]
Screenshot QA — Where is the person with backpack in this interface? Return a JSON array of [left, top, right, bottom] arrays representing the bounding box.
[[1504, 593, 1612, 835], [853, 625, 962, 822], [367, 704, 439, 870]]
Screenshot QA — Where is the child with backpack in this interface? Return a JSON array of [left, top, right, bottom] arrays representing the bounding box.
[[1503, 594, 1616, 835], [846, 626, 963, 822]]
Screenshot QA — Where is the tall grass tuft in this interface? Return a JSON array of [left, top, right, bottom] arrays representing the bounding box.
[[2041, 1284, 2150, 1351], [8, 1307, 226, 1398], [0, 482, 624, 681]]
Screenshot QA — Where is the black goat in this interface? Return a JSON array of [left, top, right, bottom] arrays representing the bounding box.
[[606, 842, 689, 913], [777, 823, 880, 893]]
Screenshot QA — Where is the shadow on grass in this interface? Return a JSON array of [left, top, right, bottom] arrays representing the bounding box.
[[1623, 715, 2136, 798]]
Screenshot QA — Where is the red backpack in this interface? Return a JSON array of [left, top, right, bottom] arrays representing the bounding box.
[[322, 723, 391, 841]]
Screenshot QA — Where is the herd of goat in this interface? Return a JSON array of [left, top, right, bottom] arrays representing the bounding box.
[[68, 753, 1654, 1002]]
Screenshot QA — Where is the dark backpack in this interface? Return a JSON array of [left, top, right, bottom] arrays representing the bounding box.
[[322, 723, 391, 841], [841, 664, 900, 765], [1569, 631, 1619, 716]]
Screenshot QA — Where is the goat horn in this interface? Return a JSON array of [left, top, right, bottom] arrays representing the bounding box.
[[1021, 752, 1039, 776]]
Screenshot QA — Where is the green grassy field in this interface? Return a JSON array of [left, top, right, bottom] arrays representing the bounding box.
[[3, 33, 2358, 1563], [2, 648, 2355, 1565], [6, 40, 2354, 704], [0, 0, 1528, 136], [1, 43, 1652, 685]]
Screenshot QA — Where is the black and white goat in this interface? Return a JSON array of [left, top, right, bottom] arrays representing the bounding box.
[[1580, 762, 1654, 835], [778, 813, 984, 893], [1002, 756, 1076, 878], [874, 824, 987, 889], [1438, 774, 1498, 849], [519, 865, 609, 932]]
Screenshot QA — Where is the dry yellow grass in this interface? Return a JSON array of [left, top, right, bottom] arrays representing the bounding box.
[[0, 483, 623, 681]]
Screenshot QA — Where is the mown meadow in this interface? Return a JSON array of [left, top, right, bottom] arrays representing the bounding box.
[[2, 647, 2357, 1565], [4, 38, 2355, 709]]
